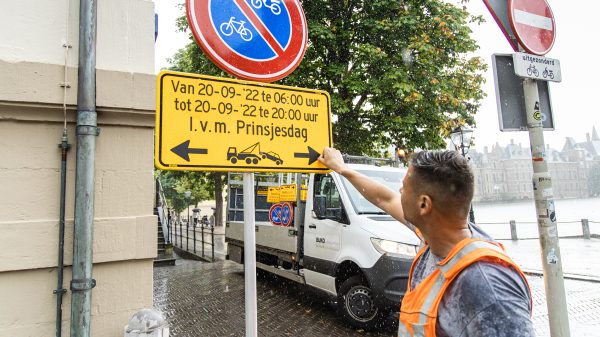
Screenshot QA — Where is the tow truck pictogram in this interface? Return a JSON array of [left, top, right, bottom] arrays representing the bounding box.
[[227, 142, 283, 165]]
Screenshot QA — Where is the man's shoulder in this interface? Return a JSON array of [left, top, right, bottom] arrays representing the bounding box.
[[452, 260, 530, 300], [437, 261, 533, 337], [442, 260, 532, 325]]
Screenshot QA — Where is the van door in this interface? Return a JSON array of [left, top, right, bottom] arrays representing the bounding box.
[[303, 174, 345, 294]]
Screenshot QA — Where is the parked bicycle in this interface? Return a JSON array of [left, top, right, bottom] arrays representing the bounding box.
[[251, 0, 282, 15], [220, 17, 253, 41]]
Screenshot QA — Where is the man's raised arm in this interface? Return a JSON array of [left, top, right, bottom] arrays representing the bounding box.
[[318, 147, 407, 225]]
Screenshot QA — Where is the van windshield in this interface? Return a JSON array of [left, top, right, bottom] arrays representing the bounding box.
[[340, 169, 405, 214]]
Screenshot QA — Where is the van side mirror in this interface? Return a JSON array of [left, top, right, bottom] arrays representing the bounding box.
[[313, 195, 348, 224], [314, 195, 327, 219]]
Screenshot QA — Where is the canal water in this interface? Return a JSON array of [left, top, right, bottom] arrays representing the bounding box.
[[473, 197, 600, 239]]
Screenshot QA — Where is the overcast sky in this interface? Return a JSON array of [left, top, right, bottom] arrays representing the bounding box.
[[154, 0, 599, 152]]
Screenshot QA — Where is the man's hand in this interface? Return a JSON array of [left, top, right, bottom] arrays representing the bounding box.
[[318, 147, 348, 174]]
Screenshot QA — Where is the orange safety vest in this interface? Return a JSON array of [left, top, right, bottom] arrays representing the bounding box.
[[398, 238, 531, 337]]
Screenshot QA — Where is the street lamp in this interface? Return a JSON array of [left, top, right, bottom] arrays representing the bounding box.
[[192, 208, 200, 254], [450, 126, 473, 157], [184, 190, 191, 251], [192, 208, 200, 228], [184, 190, 191, 226], [450, 126, 476, 224]]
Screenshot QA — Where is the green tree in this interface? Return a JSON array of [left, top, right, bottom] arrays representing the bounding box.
[[286, 0, 486, 154], [589, 162, 600, 196], [157, 171, 186, 215], [157, 170, 222, 224], [169, 0, 486, 155], [161, 0, 487, 218]]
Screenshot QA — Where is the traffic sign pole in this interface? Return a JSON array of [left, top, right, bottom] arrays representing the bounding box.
[[523, 78, 571, 337], [243, 173, 258, 337], [487, 0, 569, 333]]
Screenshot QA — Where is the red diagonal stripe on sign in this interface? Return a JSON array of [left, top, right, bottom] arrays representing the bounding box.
[[234, 0, 285, 56], [273, 206, 282, 219]]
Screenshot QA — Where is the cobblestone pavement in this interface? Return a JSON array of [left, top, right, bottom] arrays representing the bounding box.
[[154, 259, 397, 337], [154, 258, 600, 337]]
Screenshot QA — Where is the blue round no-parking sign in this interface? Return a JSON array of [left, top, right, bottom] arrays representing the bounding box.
[[187, 0, 308, 82], [281, 202, 294, 227], [269, 203, 283, 225]]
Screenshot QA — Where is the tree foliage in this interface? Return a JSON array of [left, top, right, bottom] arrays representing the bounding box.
[[287, 0, 486, 154], [168, 0, 486, 155], [157, 170, 214, 215]]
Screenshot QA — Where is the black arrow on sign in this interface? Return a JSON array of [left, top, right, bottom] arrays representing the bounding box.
[[294, 146, 320, 165], [171, 140, 208, 162]]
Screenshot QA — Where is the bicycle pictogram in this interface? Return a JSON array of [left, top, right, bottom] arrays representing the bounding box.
[[542, 67, 554, 80], [251, 0, 282, 15], [526, 64, 539, 77], [220, 17, 253, 41]]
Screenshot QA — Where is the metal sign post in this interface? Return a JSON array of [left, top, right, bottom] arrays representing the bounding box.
[[243, 172, 258, 337], [485, 0, 571, 334], [169, 1, 314, 335], [523, 78, 570, 337]]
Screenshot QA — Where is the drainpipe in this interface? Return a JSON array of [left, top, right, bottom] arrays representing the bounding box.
[[70, 0, 98, 336]]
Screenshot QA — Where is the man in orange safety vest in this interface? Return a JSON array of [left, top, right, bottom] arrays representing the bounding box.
[[319, 148, 534, 337]]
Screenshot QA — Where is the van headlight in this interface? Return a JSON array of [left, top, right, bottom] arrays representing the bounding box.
[[370, 238, 418, 257]]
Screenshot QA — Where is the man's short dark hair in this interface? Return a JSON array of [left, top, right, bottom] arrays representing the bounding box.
[[409, 150, 474, 218]]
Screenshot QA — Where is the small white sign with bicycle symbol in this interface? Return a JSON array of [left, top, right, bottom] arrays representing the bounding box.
[[219, 1, 282, 41], [512, 52, 562, 83]]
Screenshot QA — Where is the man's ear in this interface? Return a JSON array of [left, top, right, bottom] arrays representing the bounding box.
[[418, 195, 433, 215]]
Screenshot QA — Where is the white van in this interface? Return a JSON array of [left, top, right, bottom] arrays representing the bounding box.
[[225, 161, 420, 329]]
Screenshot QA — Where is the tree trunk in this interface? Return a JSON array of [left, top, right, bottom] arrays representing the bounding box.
[[213, 172, 224, 226]]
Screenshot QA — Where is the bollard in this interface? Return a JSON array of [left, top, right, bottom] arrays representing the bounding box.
[[510, 220, 518, 241], [582, 219, 590, 240], [124, 308, 169, 337]]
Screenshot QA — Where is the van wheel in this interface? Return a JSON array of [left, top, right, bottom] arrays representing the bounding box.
[[338, 275, 383, 330]]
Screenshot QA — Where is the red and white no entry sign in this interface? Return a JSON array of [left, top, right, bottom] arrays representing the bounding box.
[[509, 0, 556, 55]]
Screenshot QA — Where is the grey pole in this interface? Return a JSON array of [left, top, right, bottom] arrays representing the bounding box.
[[294, 173, 305, 269], [243, 173, 257, 337], [510, 220, 518, 241], [524, 78, 570, 336], [55, 130, 70, 337], [70, 0, 98, 336], [582, 219, 590, 240]]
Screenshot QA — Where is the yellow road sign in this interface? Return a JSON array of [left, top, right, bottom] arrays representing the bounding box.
[[155, 71, 332, 173], [266, 186, 280, 203], [279, 184, 297, 202]]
